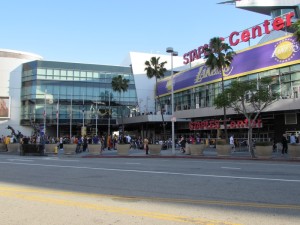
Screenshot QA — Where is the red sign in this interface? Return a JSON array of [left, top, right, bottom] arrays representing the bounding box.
[[189, 119, 262, 130], [183, 12, 295, 65]]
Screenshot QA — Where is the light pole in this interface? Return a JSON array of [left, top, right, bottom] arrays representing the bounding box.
[[166, 47, 178, 155], [43, 89, 47, 137], [108, 92, 111, 136], [95, 101, 98, 136]]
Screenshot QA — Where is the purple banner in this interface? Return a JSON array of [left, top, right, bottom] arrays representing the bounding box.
[[157, 35, 300, 96]]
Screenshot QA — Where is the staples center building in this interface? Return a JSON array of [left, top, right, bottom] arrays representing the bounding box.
[[124, 0, 300, 143], [1, 0, 300, 144]]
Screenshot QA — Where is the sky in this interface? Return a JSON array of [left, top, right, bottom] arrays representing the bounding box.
[[1, 0, 269, 66]]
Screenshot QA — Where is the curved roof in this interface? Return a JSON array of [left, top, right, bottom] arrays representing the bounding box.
[[0, 49, 43, 60]]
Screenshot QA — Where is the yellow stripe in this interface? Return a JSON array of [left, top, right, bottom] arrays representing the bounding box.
[[0, 185, 241, 225], [1, 185, 299, 211]]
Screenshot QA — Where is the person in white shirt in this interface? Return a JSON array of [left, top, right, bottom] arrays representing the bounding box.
[[290, 133, 296, 144], [230, 135, 235, 152]]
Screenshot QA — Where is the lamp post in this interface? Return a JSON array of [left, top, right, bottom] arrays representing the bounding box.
[[108, 92, 111, 136], [166, 47, 178, 155], [43, 89, 47, 137]]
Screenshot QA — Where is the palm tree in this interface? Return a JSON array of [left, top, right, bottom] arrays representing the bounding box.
[[292, 19, 300, 42], [205, 37, 236, 142], [111, 75, 129, 138], [144, 57, 167, 140]]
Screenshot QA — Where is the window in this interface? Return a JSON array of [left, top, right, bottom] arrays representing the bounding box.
[[285, 113, 297, 124], [37, 68, 46, 75]]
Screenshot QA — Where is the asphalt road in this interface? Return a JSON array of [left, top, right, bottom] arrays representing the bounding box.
[[0, 154, 299, 225]]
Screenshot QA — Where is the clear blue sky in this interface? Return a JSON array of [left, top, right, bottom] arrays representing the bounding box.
[[1, 0, 268, 65]]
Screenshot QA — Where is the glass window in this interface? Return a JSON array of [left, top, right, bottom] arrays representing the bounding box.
[[60, 76, 66, 81], [291, 64, 300, 72], [280, 67, 290, 74], [54, 69, 60, 75], [93, 72, 100, 78], [74, 71, 80, 77], [61, 70, 67, 76], [46, 69, 53, 75], [37, 74, 46, 79], [87, 72, 93, 78], [37, 68, 46, 75], [67, 70, 73, 77], [291, 72, 300, 81], [249, 74, 257, 80]]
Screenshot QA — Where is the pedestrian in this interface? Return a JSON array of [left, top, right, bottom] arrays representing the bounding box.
[[281, 134, 288, 154], [59, 137, 64, 151], [290, 133, 296, 144], [230, 135, 235, 152], [179, 136, 186, 153], [83, 136, 88, 152], [144, 138, 149, 155], [107, 134, 112, 150]]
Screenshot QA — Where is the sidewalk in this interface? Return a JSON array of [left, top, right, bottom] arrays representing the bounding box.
[[79, 147, 300, 162]]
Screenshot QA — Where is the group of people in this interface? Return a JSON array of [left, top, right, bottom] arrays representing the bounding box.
[[281, 133, 299, 155]]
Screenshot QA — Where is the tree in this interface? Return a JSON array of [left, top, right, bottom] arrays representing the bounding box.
[[205, 37, 236, 142], [111, 75, 129, 139], [214, 78, 279, 158], [144, 57, 167, 140], [292, 19, 300, 42]]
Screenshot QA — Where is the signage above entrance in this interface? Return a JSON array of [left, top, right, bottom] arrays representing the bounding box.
[[183, 11, 295, 65]]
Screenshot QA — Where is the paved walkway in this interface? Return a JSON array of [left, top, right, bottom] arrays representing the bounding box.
[[1, 146, 299, 162]]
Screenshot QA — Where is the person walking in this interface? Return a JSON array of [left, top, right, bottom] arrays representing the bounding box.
[[290, 133, 296, 144], [281, 134, 288, 155], [230, 135, 235, 152], [143, 138, 149, 155], [179, 136, 186, 153]]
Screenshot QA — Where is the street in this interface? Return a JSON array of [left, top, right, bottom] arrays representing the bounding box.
[[0, 154, 299, 225]]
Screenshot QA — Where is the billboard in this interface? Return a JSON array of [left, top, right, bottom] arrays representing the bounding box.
[[0, 96, 10, 118], [158, 35, 300, 96]]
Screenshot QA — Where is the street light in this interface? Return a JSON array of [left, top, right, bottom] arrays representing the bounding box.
[[43, 89, 47, 137], [166, 47, 178, 155]]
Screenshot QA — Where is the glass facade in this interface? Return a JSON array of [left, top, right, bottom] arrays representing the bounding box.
[[21, 60, 137, 137], [158, 64, 300, 114]]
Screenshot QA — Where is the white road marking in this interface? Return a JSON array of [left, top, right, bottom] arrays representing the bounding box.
[[1, 161, 300, 183], [221, 167, 241, 170], [7, 159, 34, 162], [125, 162, 141, 165]]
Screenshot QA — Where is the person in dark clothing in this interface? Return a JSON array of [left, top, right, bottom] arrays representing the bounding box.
[[281, 134, 288, 154], [179, 136, 186, 153], [83, 136, 88, 152]]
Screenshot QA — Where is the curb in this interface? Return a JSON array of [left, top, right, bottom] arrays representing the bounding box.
[[82, 154, 300, 162]]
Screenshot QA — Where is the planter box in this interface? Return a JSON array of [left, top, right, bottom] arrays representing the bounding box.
[[7, 143, 21, 153], [89, 144, 102, 155], [63, 144, 76, 155], [216, 144, 231, 157], [20, 144, 45, 156], [45, 144, 57, 154], [288, 144, 300, 159], [185, 143, 191, 155], [117, 144, 130, 156], [0, 143, 7, 152], [190, 144, 205, 156], [254, 145, 273, 159], [149, 144, 161, 155]]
